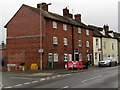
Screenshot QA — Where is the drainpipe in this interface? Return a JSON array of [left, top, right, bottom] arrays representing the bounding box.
[[100, 37, 103, 60], [72, 25, 74, 61]]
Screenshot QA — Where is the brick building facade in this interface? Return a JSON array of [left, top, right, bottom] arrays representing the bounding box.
[[4, 3, 93, 70]]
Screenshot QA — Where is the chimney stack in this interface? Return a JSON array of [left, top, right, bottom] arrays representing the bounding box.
[[63, 7, 73, 19], [37, 3, 51, 12], [103, 24, 109, 32], [74, 14, 81, 22]]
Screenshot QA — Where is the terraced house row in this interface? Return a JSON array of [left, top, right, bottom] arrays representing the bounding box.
[[4, 3, 120, 71]]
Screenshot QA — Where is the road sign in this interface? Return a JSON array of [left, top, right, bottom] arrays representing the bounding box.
[[38, 49, 44, 53]]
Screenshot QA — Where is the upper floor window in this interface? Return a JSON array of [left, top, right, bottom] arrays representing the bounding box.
[[112, 43, 114, 50], [104, 42, 106, 49], [53, 37, 58, 45], [63, 38, 67, 45], [86, 41, 90, 47], [53, 21, 57, 29], [78, 40, 82, 47], [96, 39, 99, 46], [54, 54, 58, 62], [78, 28, 81, 34], [63, 24, 67, 31], [86, 29, 89, 35]]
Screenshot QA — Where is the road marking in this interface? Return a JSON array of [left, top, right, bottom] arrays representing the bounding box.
[[62, 74, 67, 77], [40, 78, 46, 81], [24, 82, 31, 85], [62, 86, 69, 88], [32, 81, 38, 83], [46, 77, 51, 80], [14, 84, 22, 87], [4, 86, 13, 88], [81, 75, 102, 83], [51, 76, 56, 79], [66, 74, 71, 76], [11, 77, 32, 80], [56, 75, 61, 77]]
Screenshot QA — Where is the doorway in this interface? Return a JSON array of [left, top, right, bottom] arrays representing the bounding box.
[[75, 54, 79, 61], [48, 53, 53, 68]]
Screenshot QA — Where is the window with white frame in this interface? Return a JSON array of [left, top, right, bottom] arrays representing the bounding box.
[[68, 54, 72, 61], [63, 24, 67, 31], [78, 40, 82, 47], [54, 54, 58, 62], [53, 37, 58, 45], [53, 21, 57, 29], [86, 29, 89, 35], [63, 38, 67, 45], [96, 38, 98, 46], [64, 54, 68, 62], [79, 54, 82, 61], [78, 28, 81, 34], [86, 41, 90, 47]]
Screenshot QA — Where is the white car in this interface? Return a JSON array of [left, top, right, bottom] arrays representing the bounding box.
[[98, 57, 117, 67]]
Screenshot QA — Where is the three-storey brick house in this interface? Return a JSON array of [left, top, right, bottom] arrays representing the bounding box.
[[4, 3, 93, 71]]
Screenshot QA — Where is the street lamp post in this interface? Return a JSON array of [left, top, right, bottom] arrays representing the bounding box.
[[39, 3, 51, 70]]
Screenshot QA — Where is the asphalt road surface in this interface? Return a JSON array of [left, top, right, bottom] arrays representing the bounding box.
[[2, 66, 119, 89]]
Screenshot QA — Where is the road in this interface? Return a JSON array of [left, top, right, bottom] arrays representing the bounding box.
[[2, 66, 119, 89]]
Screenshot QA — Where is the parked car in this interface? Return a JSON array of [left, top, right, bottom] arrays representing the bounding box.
[[98, 57, 117, 67]]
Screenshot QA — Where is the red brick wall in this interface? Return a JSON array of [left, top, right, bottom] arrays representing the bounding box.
[[7, 5, 40, 37], [6, 38, 40, 69], [43, 19, 73, 68], [73, 27, 93, 63], [6, 5, 41, 70]]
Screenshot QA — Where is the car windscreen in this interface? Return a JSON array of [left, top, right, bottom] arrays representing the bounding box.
[[103, 57, 111, 61]]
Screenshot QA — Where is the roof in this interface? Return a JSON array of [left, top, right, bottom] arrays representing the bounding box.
[[88, 25, 113, 38], [88, 25, 103, 37], [4, 4, 93, 30]]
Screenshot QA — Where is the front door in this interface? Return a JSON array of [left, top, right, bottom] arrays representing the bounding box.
[[48, 53, 53, 68], [75, 54, 79, 61]]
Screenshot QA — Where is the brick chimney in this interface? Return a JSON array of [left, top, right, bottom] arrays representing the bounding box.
[[103, 24, 109, 32], [63, 7, 73, 19], [37, 3, 50, 12], [74, 14, 81, 21]]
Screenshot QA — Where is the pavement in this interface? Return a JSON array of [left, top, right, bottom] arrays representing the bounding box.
[[1, 65, 95, 77]]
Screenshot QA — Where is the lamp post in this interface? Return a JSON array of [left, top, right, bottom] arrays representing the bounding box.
[[39, 3, 51, 70]]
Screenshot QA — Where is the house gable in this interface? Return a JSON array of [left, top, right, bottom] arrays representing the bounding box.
[[5, 4, 40, 37]]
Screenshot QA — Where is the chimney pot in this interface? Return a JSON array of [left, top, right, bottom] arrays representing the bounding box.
[[74, 14, 81, 21], [63, 7, 73, 19], [37, 3, 48, 12], [103, 24, 109, 32]]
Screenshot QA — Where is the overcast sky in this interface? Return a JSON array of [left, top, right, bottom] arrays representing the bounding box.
[[0, 0, 119, 43]]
